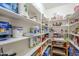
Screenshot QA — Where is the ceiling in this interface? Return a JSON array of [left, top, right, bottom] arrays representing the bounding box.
[[42, 3, 67, 9]]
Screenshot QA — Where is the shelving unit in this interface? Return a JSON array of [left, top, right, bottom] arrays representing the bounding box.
[[65, 12, 79, 56], [0, 3, 51, 56], [0, 3, 79, 56], [51, 38, 68, 56], [50, 15, 69, 56]]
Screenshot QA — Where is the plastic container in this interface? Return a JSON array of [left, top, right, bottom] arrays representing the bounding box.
[[11, 3, 18, 13], [0, 21, 12, 41], [75, 49, 79, 56], [13, 27, 23, 38], [0, 21, 10, 35], [0, 3, 18, 13], [29, 38, 34, 48], [0, 3, 12, 10], [43, 47, 50, 56], [68, 46, 73, 56], [34, 26, 40, 34]]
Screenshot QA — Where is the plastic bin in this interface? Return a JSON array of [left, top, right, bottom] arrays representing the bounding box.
[[75, 49, 79, 56], [43, 47, 50, 56], [68, 47, 73, 56], [0, 3, 18, 13]]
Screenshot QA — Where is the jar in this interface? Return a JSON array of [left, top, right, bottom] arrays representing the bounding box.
[[13, 27, 23, 38]]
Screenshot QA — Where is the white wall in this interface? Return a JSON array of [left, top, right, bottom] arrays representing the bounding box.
[[45, 3, 79, 18], [32, 3, 45, 14], [32, 3, 49, 18]]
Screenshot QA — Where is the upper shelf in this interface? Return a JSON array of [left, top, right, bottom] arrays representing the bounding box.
[[52, 21, 79, 27], [69, 21, 79, 26], [69, 33, 79, 36], [51, 19, 67, 22], [28, 32, 49, 37], [0, 7, 41, 25], [52, 24, 69, 28]]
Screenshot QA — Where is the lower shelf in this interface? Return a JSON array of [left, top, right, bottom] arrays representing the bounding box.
[[52, 49, 66, 56], [53, 45, 66, 49]]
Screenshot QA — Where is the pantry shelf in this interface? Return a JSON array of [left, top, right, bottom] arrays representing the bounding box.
[[42, 45, 49, 55], [52, 38, 66, 42], [52, 49, 66, 56], [0, 37, 29, 45], [0, 7, 42, 25], [69, 21, 79, 26], [28, 33, 43, 37], [52, 22, 79, 27], [53, 45, 66, 49], [68, 40, 79, 50], [61, 24, 69, 27], [51, 19, 66, 22], [69, 33, 79, 36], [0, 33, 49, 46], [52, 25, 69, 28], [32, 32, 49, 37], [25, 38, 49, 56]]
